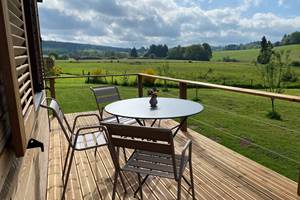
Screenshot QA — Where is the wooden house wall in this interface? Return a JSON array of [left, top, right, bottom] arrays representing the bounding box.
[[0, 89, 49, 200]]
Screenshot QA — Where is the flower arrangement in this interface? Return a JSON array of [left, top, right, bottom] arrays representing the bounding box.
[[147, 88, 159, 107], [147, 87, 159, 97]]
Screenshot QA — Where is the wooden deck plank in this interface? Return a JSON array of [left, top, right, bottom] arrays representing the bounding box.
[[169, 120, 298, 200], [86, 149, 117, 200], [46, 122, 59, 200], [72, 116, 102, 200], [47, 122, 63, 200], [174, 123, 298, 199], [60, 130, 83, 200], [46, 111, 299, 200]]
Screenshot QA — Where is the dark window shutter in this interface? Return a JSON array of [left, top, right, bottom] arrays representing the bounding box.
[[0, 0, 36, 156]]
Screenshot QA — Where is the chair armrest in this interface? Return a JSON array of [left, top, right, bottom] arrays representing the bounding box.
[[179, 140, 192, 175], [71, 125, 107, 148], [75, 125, 106, 134], [72, 113, 101, 132]]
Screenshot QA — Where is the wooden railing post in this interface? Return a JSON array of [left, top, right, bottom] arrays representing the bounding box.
[[179, 82, 187, 132], [137, 74, 143, 97], [49, 78, 56, 99]]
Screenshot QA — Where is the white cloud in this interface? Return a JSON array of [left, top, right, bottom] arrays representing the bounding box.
[[278, 0, 285, 6], [38, 0, 300, 47]]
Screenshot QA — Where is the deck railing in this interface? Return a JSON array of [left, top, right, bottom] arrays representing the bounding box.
[[45, 73, 300, 195]]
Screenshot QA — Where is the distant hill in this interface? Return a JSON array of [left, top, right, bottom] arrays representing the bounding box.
[[212, 44, 300, 62], [42, 40, 130, 55], [43, 30, 300, 60]]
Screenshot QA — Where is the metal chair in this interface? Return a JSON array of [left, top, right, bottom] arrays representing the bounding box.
[[90, 85, 136, 124], [102, 122, 195, 200], [90, 85, 137, 161], [41, 98, 113, 200]]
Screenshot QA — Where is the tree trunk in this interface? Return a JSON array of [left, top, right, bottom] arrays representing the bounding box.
[[271, 98, 275, 113]]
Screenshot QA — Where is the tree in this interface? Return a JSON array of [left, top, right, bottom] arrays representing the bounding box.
[[167, 43, 212, 61], [184, 44, 209, 61], [257, 36, 273, 64], [48, 52, 58, 60], [167, 45, 185, 59], [138, 46, 147, 55], [256, 50, 291, 120], [281, 31, 300, 45], [202, 43, 212, 60], [162, 44, 168, 57], [129, 47, 138, 57], [144, 44, 168, 58]]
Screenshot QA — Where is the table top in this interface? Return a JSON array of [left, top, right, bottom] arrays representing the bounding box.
[[104, 97, 204, 119]]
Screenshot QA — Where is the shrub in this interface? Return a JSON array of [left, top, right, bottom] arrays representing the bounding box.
[[266, 111, 281, 120], [291, 61, 300, 67], [87, 69, 107, 84], [51, 66, 63, 76], [121, 70, 129, 86], [43, 57, 63, 76], [114, 79, 118, 85], [149, 54, 156, 59], [142, 68, 157, 86], [222, 56, 239, 62], [282, 70, 298, 82]]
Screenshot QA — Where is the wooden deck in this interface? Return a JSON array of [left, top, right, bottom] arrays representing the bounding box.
[[47, 111, 299, 200]]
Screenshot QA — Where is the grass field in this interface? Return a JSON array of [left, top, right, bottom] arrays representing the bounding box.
[[212, 44, 300, 62], [56, 56, 300, 88], [52, 77, 300, 181]]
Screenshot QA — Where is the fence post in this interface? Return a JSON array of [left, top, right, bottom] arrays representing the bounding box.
[[179, 82, 187, 132], [137, 74, 143, 97], [49, 78, 56, 99]]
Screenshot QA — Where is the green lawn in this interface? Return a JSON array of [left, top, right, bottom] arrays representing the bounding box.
[[53, 77, 300, 181], [212, 44, 300, 62]]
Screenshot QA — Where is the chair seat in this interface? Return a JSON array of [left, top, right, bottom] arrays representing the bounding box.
[[102, 116, 136, 125], [75, 131, 107, 150], [123, 150, 189, 179]]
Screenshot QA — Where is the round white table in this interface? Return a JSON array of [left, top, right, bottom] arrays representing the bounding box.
[[105, 97, 204, 135]]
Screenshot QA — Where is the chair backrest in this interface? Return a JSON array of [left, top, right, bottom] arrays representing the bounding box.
[[90, 86, 121, 118], [102, 122, 174, 154], [41, 98, 73, 144], [102, 122, 177, 177]]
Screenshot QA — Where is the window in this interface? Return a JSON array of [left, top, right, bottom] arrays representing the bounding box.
[[23, 0, 44, 94]]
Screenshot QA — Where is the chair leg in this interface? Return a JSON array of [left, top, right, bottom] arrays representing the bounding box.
[[177, 177, 182, 200], [189, 160, 195, 200], [62, 145, 71, 181], [94, 147, 97, 157], [112, 171, 119, 200], [61, 148, 75, 200], [138, 173, 143, 200]]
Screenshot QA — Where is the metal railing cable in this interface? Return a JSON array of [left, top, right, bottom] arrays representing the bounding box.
[[162, 90, 300, 165]]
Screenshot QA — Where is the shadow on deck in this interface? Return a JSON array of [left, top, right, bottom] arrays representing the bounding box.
[[47, 111, 299, 200]]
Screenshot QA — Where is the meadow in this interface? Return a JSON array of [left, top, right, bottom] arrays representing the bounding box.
[[51, 45, 300, 181], [212, 44, 300, 62], [56, 61, 300, 89]]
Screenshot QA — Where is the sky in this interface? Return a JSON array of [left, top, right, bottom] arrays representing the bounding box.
[[38, 0, 300, 48]]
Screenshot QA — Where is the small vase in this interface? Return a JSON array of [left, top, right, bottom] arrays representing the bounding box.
[[149, 95, 158, 108]]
